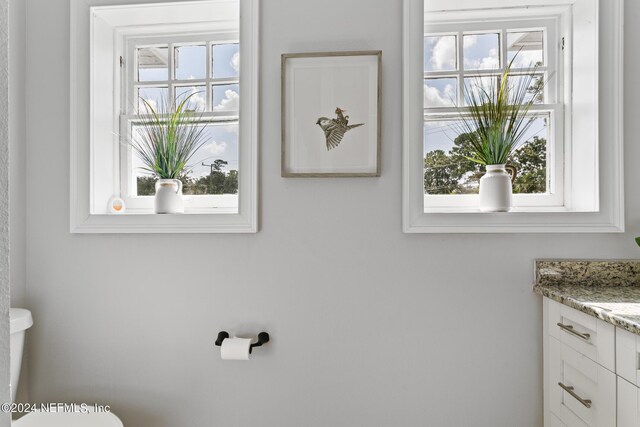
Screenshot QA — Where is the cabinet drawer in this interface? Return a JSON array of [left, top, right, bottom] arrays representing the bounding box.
[[548, 337, 616, 427], [546, 411, 567, 427], [545, 298, 615, 372], [616, 327, 640, 386], [618, 377, 640, 427]]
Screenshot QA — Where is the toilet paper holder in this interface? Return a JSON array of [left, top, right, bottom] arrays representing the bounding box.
[[215, 331, 270, 354]]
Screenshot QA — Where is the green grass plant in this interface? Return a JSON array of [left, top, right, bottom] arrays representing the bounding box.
[[456, 58, 546, 166], [131, 93, 209, 179]]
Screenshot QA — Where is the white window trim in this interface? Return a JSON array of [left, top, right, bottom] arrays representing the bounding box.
[[70, 0, 259, 233], [403, 0, 624, 233]]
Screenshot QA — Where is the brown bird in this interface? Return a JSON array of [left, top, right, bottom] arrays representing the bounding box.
[[315, 108, 364, 150]]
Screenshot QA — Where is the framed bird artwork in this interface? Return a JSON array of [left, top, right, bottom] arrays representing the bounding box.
[[281, 51, 382, 177]]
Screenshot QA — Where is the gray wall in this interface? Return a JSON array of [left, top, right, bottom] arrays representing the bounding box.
[[17, 0, 640, 426], [1, 0, 11, 425], [9, 0, 27, 409], [9, 0, 25, 310]]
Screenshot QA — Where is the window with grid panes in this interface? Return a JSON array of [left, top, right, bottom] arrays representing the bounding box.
[[402, 0, 623, 233], [121, 35, 241, 213], [71, 0, 260, 233], [423, 18, 564, 211]]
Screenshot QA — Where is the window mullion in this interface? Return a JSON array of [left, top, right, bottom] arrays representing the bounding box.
[[129, 43, 137, 114], [501, 28, 507, 69], [206, 41, 212, 111], [168, 42, 174, 107], [457, 31, 463, 106]]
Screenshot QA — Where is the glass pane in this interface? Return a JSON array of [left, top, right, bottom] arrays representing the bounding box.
[[212, 84, 239, 112], [185, 122, 239, 195], [507, 74, 545, 104], [424, 78, 457, 107], [507, 31, 544, 68], [423, 120, 482, 195], [423, 114, 549, 195], [133, 122, 239, 196], [463, 33, 500, 70], [511, 115, 549, 194], [463, 76, 499, 106], [175, 86, 206, 112], [212, 43, 240, 79], [137, 87, 168, 113], [424, 35, 456, 72], [131, 124, 155, 195], [137, 46, 169, 81], [175, 44, 206, 80]]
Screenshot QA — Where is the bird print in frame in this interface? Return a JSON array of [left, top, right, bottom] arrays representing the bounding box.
[[281, 51, 381, 177], [316, 108, 365, 150]]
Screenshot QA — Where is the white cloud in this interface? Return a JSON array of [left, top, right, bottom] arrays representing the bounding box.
[[424, 82, 455, 107], [430, 36, 456, 71], [510, 50, 542, 68], [464, 35, 478, 48], [464, 48, 499, 70], [205, 141, 227, 156], [464, 35, 499, 70], [230, 52, 240, 72], [480, 49, 499, 69], [180, 88, 206, 111], [212, 89, 239, 112]]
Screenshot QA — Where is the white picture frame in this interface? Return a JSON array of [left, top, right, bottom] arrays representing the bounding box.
[[281, 51, 382, 177]]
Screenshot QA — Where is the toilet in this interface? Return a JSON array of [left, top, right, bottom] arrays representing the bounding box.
[[10, 308, 124, 426]]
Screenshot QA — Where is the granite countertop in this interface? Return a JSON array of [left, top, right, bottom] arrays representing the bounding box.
[[533, 260, 640, 335]]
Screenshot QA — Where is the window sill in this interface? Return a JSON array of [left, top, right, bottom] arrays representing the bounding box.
[[404, 210, 624, 234], [424, 206, 573, 214], [118, 208, 239, 215], [71, 212, 256, 234]]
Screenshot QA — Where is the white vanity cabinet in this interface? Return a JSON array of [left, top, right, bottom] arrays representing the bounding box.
[[617, 377, 640, 427], [537, 260, 640, 426], [543, 297, 640, 426], [546, 296, 615, 371], [616, 328, 640, 426], [543, 298, 616, 426]]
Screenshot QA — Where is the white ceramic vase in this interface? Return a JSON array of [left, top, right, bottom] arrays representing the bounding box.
[[154, 179, 184, 214], [479, 164, 512, 212]]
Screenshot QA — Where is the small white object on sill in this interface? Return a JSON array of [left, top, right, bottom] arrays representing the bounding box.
[[107, 197, 125, 214]]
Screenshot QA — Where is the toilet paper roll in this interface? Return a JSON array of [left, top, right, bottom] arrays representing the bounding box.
[[220, 337, 252, 360]]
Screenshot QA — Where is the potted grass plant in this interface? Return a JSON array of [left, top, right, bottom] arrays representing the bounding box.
[[131, 93, 208, 214], [456, 58, 546, 212]]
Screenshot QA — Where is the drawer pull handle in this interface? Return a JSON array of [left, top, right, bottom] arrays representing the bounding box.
[[557, 323, 591, 341], [558, 382, 592, 408]]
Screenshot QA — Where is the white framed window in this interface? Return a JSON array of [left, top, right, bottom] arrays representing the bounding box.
[[120, 34, 240, 214], [403, 0, 624, 233], [70, 0, 259, 233], [423, 17, 564, 210]]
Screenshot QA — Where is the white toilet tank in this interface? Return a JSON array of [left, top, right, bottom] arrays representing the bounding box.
[[10, 308, 33, 403]]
